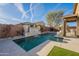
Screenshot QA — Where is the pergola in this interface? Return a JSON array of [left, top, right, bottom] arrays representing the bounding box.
[[63, 15, 77, 36]]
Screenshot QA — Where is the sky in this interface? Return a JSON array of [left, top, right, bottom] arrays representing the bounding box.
[[0, 3, 76, 26]]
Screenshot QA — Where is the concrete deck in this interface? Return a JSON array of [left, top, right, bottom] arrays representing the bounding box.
[[37, 37, 79, 56], [0, 37, 79, 56]]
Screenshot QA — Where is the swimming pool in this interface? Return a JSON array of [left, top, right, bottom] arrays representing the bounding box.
[[13, 33, 63, 51]]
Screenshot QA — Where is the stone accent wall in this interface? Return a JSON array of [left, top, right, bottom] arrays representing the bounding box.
[[0, 24, 24, 38], [76, 17, 79, 37]]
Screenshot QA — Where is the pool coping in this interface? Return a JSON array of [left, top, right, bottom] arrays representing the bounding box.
[[0, 32, 57, 41]]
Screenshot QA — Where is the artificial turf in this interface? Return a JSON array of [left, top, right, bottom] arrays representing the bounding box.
[[48, 46, 79, 56]]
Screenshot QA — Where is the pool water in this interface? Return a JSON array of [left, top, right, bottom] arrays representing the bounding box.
[[13, 33, 63, 51]]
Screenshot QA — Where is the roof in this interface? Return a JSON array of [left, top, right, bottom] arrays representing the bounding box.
[[63, 14, 77, 18], [34, 21, 45, 25], [63, 3, 78, 22], [63, 14, 77, 22], [21, 22, 33, 25]]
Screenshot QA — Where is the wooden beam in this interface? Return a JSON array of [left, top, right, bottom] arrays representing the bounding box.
[[64, 16, 77, 22]]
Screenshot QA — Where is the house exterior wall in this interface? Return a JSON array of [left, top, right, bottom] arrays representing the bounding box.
[[23, 24, 30, 36]]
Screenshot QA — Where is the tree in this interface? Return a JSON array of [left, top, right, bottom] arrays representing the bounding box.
[[46, 10, 64, 29]]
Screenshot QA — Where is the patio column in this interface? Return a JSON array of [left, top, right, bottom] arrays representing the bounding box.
[[63, 19, 66, 36], [76, 17, 79, 37]]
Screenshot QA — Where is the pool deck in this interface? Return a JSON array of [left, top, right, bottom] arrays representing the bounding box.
[[0, 37, 79, 56], [37, 37, 79, 56]]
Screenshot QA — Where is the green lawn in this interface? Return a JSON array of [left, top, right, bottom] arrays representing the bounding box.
[[48, 46, 79, 56]]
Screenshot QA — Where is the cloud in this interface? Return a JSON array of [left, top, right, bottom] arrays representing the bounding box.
[[21, 3, 40, 19], [0, 3, 35, 24], [14, 3, 25, 13], [0, 19, 7, 24], [0, 3, 8, 6], [0, 3, 25, 24], [30, 3, 33, 22], [14, 3, 31, 20]]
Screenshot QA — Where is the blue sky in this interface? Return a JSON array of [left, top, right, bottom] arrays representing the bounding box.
[[0, 3, 76, 26]]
